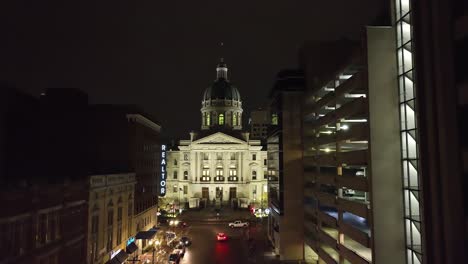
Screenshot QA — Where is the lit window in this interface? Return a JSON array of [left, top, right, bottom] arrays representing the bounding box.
[[271, 114, 278, 125], [207, 113, 211, 125], [229, 169, 237, 176], [183, 171, 188, 180], [219, 113, 224, 125], [233, 112, 237, 126], [216, 168, 223, 176], [203, 168, 210, 176]]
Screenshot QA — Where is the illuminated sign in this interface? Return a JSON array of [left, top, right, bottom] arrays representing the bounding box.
[[110, 249, 121, 259], [126, 237, 135, 246], [160, 144, 167, 196]]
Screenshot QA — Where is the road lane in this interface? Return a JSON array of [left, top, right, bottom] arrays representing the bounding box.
[[179, 223, 249, 264]]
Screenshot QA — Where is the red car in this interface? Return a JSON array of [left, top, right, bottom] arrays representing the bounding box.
[[216, 232, 227, 241]]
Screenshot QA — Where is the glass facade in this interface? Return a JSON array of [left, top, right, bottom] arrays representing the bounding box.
[[394, 1, 424, 263]]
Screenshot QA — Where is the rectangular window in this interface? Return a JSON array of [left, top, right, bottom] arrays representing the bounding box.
[[91, 215, 99, 234], [128, 202, 133, 216], [214, 176, 225, 182], [202, 168, 210, 176], [117, 224, 122, 245], [228, 176, 238, 182], [37, 214, 47, 245], [117, 207, 122, 222], [201, 176, 211, 182], [264, 159, 267, 166], [183, 186, 188, 195], [184, 153, 188, 161], [106, 228, 113, 252], [184, 171, 188, 180], [252, 154, 256, 160], [229, 169, 237, 176], [252, 171, 257, 180], [108, 210, 113, 226], [174, 171, 178, 179], [173, 185, 178, 193]]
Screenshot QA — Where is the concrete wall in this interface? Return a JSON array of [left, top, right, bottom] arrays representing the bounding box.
[[366, 26, 406, 264], [280, 91, 305, 261]]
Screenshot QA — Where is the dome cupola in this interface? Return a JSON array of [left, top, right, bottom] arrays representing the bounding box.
[[201, 59, 243, 131]]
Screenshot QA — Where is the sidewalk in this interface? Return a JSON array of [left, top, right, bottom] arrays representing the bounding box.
[[178, 206, 256, 223]]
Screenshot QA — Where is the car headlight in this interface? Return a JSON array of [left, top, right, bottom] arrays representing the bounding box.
[[174, 220, 179, 225], [169, 220, 174, 225]]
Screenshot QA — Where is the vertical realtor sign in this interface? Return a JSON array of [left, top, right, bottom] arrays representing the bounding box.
[[160, 144, 167, 196]]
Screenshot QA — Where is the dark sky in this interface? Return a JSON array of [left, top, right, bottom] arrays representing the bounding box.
[[2, 0, 385, 139]]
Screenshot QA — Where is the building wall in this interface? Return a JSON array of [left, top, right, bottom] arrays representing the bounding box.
[[87, 174, 136, 264], [267, 87, 305, 261], [366, 26, 405, 264], [129, 118, 160, 233], [0, 184, 87, 264], [250, 109, 270, 140], [279, 91, 305, 261]]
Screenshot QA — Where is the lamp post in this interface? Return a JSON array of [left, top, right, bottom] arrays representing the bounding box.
[[178, 187, 183, 214]]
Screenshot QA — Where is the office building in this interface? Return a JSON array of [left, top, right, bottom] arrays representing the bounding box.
[[266, 69, 306, 261]]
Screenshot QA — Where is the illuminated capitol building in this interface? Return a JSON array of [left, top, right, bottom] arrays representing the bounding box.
[[164, 59, 268, 208]]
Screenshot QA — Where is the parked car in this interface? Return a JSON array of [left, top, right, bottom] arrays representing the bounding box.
[[228, 220, 249, 228], [174, 244, 186, 257], [168, 253, 180, 264], [343, 188, 355, 196], [179, 236, 191, 246]]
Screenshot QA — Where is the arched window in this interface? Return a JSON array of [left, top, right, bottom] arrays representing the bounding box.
[[219, 113, 224, 125], [207, 113, 211, 125], [232, 112, 237, 126]]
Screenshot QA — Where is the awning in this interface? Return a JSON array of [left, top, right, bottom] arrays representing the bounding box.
[[126, 242, 138, 254], [135, 229, 157, 240], [106, 250, 128, 264]]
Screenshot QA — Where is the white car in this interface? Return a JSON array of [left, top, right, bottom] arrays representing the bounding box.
[[228, 220, 249, 228]]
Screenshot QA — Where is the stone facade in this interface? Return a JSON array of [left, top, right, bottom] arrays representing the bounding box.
[[165, 132, 268, 208], [87, 173, 136, 264]]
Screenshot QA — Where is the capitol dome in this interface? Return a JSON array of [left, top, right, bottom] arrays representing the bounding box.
[[203, 78, 241, 101], [200, 59, 243, 131]]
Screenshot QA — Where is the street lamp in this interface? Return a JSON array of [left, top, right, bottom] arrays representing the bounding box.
[[178, 187, 183, 214]]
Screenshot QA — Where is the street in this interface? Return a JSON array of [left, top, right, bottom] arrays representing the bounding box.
[[180, 223, 249, 264]]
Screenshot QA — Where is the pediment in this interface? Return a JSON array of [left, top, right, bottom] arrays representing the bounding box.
[[192, 132, 245, 145]]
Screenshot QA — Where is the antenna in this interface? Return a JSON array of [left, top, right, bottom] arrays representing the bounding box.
[[220, 42, 224, 62]]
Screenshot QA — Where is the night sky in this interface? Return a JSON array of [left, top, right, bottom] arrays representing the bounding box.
[[2, 1, 385, 139]]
